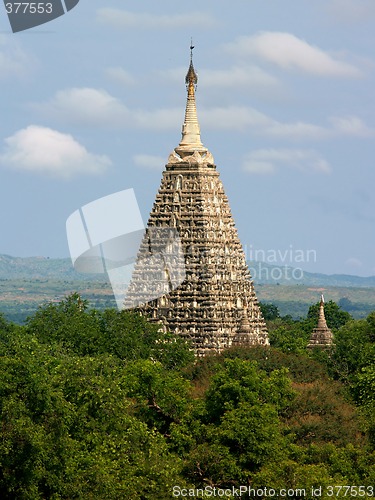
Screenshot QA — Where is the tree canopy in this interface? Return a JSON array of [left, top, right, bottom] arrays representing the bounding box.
[[0, 294, 374, 498]]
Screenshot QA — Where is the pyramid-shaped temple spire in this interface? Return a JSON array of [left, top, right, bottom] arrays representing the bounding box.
[[308, 294, 334, 348], [124, 47, 268, 355]]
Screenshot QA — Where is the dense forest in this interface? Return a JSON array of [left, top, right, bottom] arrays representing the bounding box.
[[0, 294, 374, 499]]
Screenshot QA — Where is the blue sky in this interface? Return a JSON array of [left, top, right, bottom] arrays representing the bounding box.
[[0, 0, 374, 276]]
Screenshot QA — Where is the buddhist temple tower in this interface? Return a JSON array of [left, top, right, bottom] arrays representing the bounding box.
[[125, 48, 268, 355], [308, 294, 334, 348]]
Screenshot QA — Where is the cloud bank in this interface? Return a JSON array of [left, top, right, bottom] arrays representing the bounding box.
[[225, 32, 362, 78], [0, 126, 111, 179], [35, 88, 130, 127], [33, 87, 375, 140], [243, 148, 332, 175]]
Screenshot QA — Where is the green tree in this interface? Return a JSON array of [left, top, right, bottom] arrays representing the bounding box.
[[0, 330, 185, 499], [2, 295, 375, 496], [205, 358, 295, 422], [0, 313, 13, 345], [26, 293, 194, 369], [268, 323, 310, 354], [259, 302, 280, 321], [121, 359, 193, 435], [180, 358, 294, 487], [328, 316, 375, 383], [352, 365, 375, 449]]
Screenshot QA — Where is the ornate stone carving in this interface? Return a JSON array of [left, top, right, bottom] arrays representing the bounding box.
[[168, 151, 183, 164]]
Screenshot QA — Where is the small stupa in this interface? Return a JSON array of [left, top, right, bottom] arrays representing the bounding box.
[[308, 294, 334, 348]]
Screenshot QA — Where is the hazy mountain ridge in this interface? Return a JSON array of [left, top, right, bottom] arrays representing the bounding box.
[[1, 255, 374, 323], [247, 261, 375, 288], [0, 254, 103, 281], [1, 254, 375, 287]]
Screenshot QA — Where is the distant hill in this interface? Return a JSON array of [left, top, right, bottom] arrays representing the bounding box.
[[1, 254, 374, 287], [0, 255, 374, 323], [247, 261, 375, 288], [0, 254, 103, 281]]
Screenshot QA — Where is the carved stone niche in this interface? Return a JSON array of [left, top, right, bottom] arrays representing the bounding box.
[[176, 175, 183, 190]]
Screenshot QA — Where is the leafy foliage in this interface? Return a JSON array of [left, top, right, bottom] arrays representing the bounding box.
[[25, 293, 194, 370], [0, 328, 184, 499], [0, 295, 374, 497], [259, 302, 280, 321]]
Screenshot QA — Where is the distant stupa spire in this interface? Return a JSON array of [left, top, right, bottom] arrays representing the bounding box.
[[317, 294, 329, 329], [308, 294, 334, 348], [175, 42, 206, 157]]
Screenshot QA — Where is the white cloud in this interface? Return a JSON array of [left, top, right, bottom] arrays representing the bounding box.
[[243, 149, 332, 175], [0, 35, 37, 80], [33, 87, 375, 141], [201, 106, 375, 140], [34, 89, 273, 133], [242, 159, 276, 175], [33, 87, 180, 130], [105, 67, 135, 86], [201, 66, 280, 90], [225, 32, 362, 77], [97, 9, 217, 29], [200, 106, 329, 139], [34, 88, 131, 126], [133, 154, 165, 170], [329, 116, 375, 137], [0, 126, 111, 179]]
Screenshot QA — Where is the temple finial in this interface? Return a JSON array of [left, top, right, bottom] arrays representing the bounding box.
[[185, 40, 198, 90], [174, 42, 206, 157]]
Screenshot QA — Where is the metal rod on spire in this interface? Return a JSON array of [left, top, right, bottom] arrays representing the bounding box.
[[190, 38, 194, 61], [185, 42, 198, 90]]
